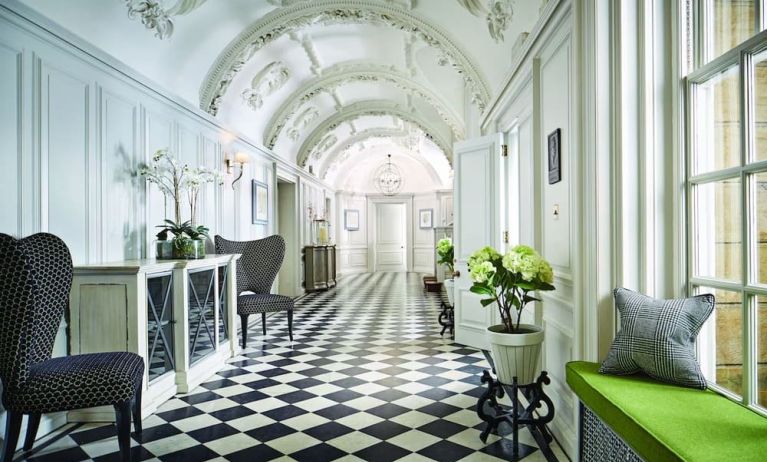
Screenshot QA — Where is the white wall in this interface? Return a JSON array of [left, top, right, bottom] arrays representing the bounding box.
[[0, 3, 332, 440], [335, 191, 453, 275]]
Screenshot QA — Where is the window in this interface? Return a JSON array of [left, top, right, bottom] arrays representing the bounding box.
[[686, 0, 767, 413]]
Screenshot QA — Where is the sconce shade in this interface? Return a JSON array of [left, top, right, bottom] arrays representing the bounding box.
[[234, 152, 249, 164]]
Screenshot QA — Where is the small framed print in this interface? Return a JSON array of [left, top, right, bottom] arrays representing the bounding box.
[[344, 209, 360, 231], [419, 208, 433, 229], [548, 128, 562, 185], [252, 180, 269, 224]]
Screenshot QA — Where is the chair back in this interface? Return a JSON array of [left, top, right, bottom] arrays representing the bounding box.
[[215, 235, 285, 295], [0, 233, 72, 394]]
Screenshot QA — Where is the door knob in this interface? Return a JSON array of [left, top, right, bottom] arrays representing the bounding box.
[[454, 270, 461, 278]]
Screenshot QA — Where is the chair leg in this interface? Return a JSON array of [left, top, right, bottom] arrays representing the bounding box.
[[114, 401, 132, 462], [240, 314, 249, 349], [288, 309, 293, 342], [23, 413, 41, 451], [261, 312, 267, 336], [2, 410, 22, 462], [131, 385, 143, 435]]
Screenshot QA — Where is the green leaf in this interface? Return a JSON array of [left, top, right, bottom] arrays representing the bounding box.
[[538, 282, 556, 291], [470, 285, 494, 296], [480, 298, 496, 307]]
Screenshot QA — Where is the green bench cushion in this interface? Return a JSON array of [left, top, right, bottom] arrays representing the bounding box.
[[566, 361, 767, 462]]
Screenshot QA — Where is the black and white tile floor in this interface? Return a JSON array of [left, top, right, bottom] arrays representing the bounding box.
[[18, 273, 566, 462]]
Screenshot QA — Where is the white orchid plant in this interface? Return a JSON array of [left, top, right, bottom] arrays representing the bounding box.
[[137, 148, 223, 227], [468, 245, 555, 333]]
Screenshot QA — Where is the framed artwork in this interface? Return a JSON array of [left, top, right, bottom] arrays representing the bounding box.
[[419, 208, 433, 229], [548, 128, 562, 185], [344, 209, 360, 231], [252, 180, 269, 224]]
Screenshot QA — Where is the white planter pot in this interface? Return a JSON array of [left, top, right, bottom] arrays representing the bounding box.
[[444, 278, 455, 306], [486, 324, 544, 385]]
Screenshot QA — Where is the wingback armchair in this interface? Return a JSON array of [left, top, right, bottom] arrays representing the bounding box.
[[0, 233, 144, 462], [215, 235, 294, 347]]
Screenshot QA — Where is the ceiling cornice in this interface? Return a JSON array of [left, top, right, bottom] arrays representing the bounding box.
[[199, 0, 490, 116], [262, 62, 464, 149], [296, 100, 452, 168]]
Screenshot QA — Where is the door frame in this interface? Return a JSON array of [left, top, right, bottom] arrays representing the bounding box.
[[367, 195, 413, 272], [276, 171, 302, 296]]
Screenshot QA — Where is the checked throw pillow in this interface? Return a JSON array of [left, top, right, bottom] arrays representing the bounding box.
[[599, 288, 715, 389]]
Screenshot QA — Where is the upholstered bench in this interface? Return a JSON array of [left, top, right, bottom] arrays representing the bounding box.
[[566, 361, 767, 462]]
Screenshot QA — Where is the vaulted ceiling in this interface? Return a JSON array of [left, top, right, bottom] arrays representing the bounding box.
[[21, 0, 543, 191]]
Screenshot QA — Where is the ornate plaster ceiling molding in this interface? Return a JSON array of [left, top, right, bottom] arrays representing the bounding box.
[[456, 0, 514, 42], [287, 106, 320, 141], [297, 100, 452, 168], [241, 61, 290, 110], [199, 0, 490, 116], [263, 62, 464, 149], [125, 0, 207, 39]]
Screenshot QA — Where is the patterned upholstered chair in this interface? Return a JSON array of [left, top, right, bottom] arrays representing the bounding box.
[[0, 233, 144, 462], [215, 235, 294, 347]]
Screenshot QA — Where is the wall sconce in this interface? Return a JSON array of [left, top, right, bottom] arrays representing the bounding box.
[[225, 152, 249, 189]]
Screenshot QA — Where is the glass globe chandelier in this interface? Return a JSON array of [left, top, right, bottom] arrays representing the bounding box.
[[374, 154, 403, 196]]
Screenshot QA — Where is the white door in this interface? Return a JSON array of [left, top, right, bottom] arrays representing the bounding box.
[[374, 203, 407, 272], [453, 133, 504, 349]]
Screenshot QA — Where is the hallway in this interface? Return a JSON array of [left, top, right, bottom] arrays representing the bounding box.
[[23, 274, 564, 462]]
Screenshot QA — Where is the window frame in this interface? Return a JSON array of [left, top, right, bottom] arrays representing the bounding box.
[[685, 12, 767, 415]]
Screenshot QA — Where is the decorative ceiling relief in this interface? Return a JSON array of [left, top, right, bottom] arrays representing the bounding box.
[[287, 106, 320, 141], [263, 63, 464, 149], [456, 0, 514, 42], [241, 61, 290, 110], [199, 1, 490, 116], [125, 0, 207, 39], [296, 101, 452, 168], [312, 134, 338, 159]]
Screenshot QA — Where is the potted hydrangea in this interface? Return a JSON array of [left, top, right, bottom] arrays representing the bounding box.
[[468, 244, 555, 384], [436, 237, 455, 304]]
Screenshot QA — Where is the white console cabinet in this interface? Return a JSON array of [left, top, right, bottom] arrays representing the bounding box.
[[68, 254, 240, 422]]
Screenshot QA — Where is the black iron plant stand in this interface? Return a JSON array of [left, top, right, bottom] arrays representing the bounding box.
[[476, 351, 558, 461]]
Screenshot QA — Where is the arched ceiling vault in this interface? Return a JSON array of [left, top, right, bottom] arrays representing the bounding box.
[[199, 0, 492, 116], [263, 61, 465, 149], [297, 100, 453, 168], [22, 0, 543, 192]]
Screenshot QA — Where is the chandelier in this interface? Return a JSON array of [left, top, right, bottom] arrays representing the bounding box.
[[374, 154, 403, 196]]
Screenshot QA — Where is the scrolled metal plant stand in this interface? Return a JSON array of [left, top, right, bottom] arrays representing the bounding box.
[[477, 351, 558, 461], [438, 300, 454, 337]]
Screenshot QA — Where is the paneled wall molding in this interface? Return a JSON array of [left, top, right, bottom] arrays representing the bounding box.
[[479, 0, 563, 131], [262, 61, 465, 149], [198, 0, 491, 116]]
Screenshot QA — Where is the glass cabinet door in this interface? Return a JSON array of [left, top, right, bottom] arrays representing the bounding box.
[[218, 265, 229, 344], [147, 273, 174, 382], [188, 268, 216, 364]]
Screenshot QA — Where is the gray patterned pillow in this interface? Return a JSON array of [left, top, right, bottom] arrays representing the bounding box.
[[599, 288, 715, 389]]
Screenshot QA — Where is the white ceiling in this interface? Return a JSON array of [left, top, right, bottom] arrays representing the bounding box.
[[20, 0, 543, 191]]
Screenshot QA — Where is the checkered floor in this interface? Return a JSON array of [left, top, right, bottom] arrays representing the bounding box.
[[18, 272, 566, 462]]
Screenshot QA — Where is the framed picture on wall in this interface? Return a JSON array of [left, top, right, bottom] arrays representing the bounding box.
[[344, 209, 360, 231], [548, 128, 562, 184], [419, 208, 433, 229], [252, 180, 269, 224]]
